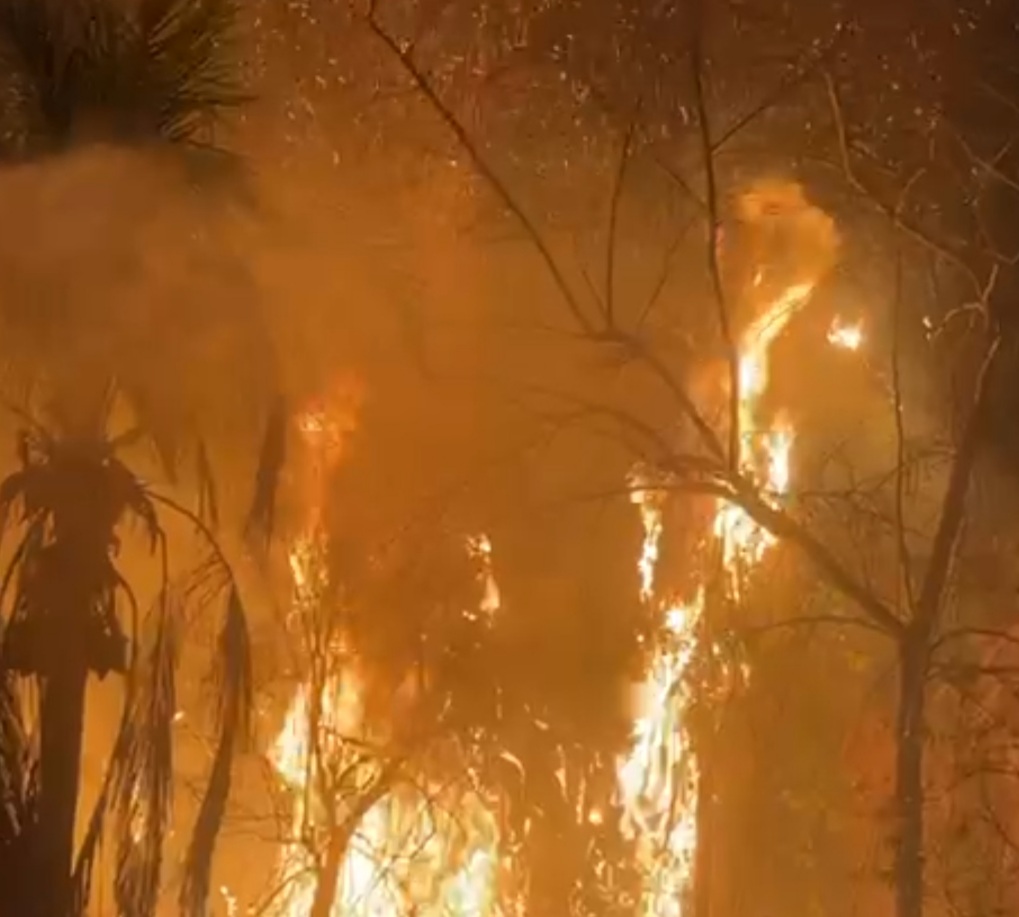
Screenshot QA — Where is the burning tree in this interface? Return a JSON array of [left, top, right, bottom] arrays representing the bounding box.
[[259, 382, 536, 917], [325, 1, 1019, 917]]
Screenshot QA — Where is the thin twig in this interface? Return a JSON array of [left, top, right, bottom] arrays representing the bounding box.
[[709, 25, 847, 154], [605, 108, 640, 328], [824, 70, 984, 297], [363, 13, 595, 336], [890, 246, 915, 615], [635, 211, 699, 331], [916, 330, 1002, 636], [689, 3, 739, 470]]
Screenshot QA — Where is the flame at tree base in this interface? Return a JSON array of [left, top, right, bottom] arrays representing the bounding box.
[[271, 673, 505, 917], [618, 589, 704, 917], [618, 181, 840, 916], [265, 180, 845, 917]]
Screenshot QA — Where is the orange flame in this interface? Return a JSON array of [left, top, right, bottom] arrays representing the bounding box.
[[827, 318, 863, 351], [270, 390, 506, 916], [621, 182, 836, 916]]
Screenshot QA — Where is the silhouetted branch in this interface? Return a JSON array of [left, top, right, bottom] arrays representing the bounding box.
[[363, 9, 596, 336], [604, 108, 640, 329], [689, 2, 739, 470], [890, 248, 915, 614], [824, 70, 985, 297], [915, 331, 1002, 636]]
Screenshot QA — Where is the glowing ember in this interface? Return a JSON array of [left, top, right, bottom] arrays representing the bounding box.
[[467, 533, 501, 621], [220, 885, 238, 917], [629, 474, 665, 602], [827, 318, 863, 351]]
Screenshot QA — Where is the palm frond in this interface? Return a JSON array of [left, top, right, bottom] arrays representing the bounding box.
[[195, 437, 219, 529], [113, 589, 178, 917], [0, 670, 29, 834], [72, 688, 134, 915], [244, 395, 288, 551], [0, 668, 38, 917], [180, 584, 252, 917], [139, 0, 247, 146], [0, 0, 133, 148], [0, 422, 261, 916], [0, 0, 245, 155]]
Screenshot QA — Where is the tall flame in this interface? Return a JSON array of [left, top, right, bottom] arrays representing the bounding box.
[[620, 182, 837, 915], [269, 393, 505, 916], [267, 185, 845, 917], [713, 280, 813, 575]]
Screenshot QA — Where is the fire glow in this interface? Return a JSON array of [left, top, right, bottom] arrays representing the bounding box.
[[620, 268, 857, 914], [268, 397, 506, 917], [264, 193, 852, 916], [827, 317, 863, 351]]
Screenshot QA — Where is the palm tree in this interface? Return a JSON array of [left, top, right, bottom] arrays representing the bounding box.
[[0, 406, 253, 917], [0, 2, 282, 915]]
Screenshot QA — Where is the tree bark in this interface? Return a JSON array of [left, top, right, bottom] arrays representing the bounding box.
[[895, 635, 927, 917]]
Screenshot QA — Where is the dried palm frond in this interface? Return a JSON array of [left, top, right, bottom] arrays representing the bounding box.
[[195, 437, 220, 528], [0, 0, 245, 157], [0, 668, 37, 916], [244, 394, 288, 551], [138, 0, 247, 147], [113, 589, 178, 917], [179, 584, 252, 917]]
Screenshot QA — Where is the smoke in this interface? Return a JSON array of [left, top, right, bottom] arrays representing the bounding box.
[[724, 177, 841, 330], [0, 145, 274, 452]]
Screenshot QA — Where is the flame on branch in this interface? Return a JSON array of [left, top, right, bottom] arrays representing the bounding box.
[[620, 180, 843, 916], [268, 388, 508, 917], [263, 173, 850, 917]]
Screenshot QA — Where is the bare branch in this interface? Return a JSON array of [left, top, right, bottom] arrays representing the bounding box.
[[709, 25, 847, 154], [890, 248, 915, 615], [634, 211, 699, 331], [725, 478, 906, 636], [604, 108, 640, 329], [824, 71, 986, 298], [689, 3, 740, 471], [363, 11, 596, 336], [736, 613, 889, 640], [611, 330, 726, 461], [932, 627, 1019, 655], [916, 330, 1002, 635]]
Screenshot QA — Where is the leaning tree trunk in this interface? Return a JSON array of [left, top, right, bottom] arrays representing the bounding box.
[[895, 633, 928, 917]]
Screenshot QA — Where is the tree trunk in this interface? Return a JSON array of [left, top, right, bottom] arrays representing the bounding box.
[[309, 822, 355, 917], [38, 662, 89, 917], [309, 768, 398, 917], [895, 636, 927, 917]]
